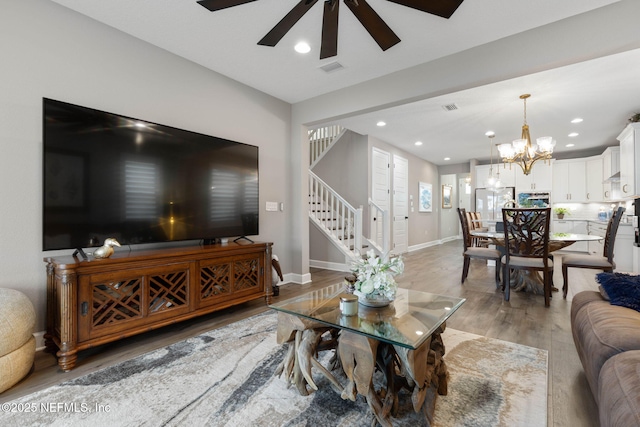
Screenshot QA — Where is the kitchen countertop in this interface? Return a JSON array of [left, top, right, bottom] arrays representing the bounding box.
[[554, 218, 632, 226]]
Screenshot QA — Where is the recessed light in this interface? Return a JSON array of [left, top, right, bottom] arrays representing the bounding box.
[[294, 42, 311, 54], [485, 131, 495, 137], [414, 141, 423, 146], [568, 132, 579, 137], [444, 157, 451, 161], [566, 143, 575, 147], [377, 121, 386, 127], [571, 118, 584, 124]]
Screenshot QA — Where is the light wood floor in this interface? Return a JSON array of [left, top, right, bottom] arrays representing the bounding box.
[[1, 240, 601, 426]]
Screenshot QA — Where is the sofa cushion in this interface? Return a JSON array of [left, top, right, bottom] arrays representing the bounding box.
[[0, 335, 35, 394], [571, 293, 640, 402], [596, 272, 640, 312], [0, 288, 36, 358], [598, 351, 640, 427]]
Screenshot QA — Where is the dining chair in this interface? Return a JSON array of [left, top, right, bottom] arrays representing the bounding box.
[[501, 208, 553, 306], [465, 211, 489, 247], [457, 208, 501, 287], [561, 206, 625, 299]]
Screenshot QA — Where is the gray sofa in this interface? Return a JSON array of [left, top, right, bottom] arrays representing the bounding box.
[[571, 290, 640, 426]]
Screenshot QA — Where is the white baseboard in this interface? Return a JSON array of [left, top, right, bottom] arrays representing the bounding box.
[[34, 331, 46, 352], [408, 239, 441, 252], [279, 272, 312, 285]]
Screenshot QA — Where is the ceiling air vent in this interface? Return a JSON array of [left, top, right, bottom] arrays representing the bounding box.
[[320, 62, 344, 73], [442, 103, 459, 111]]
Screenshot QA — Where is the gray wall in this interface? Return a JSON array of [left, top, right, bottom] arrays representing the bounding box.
[[1, 0, 291, 331]]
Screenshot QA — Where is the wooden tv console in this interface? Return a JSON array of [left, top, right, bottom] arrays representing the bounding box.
[[44, 241, 272, 371]]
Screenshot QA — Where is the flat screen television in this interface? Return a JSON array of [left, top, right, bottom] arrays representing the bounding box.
[[43, 98, 259, 251]]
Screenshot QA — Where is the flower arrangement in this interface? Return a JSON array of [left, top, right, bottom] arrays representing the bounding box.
[[349, 250, 404, 301]]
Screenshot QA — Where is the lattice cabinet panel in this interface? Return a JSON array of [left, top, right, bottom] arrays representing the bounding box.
[[149, 270, 189, 314], [92, 278, 142, 328], [234, 257, 260, 291], [200, 263, 231, 301]]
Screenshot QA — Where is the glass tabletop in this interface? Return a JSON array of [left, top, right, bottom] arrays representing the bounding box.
[[269, 283, 465, 350], [471, 231, 602, 241]]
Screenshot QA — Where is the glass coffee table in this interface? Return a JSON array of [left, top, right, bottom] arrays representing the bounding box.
[[269, 283, 465, 426]]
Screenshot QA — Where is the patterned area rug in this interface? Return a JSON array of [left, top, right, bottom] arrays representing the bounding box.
[[3, 312, 547, 426]]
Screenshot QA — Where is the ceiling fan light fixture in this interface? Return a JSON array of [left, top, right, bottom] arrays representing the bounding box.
[[294, 41, 311, 53], [198, 0, 464, 59]]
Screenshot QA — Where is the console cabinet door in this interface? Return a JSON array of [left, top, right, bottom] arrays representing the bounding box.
[[198, 252, 264, 308], [78, 262, 191, 342]]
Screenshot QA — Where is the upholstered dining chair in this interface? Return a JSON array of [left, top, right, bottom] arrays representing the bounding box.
[[501, 208, 553, 306], [561, 206, 625, 299], [457, 208, 501, 287]]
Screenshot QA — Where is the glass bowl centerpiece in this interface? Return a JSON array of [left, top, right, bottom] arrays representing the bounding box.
[[350, 250, 404, 307]]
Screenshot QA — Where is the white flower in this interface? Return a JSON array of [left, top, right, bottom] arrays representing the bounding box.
[[349, 252, 403, 299]]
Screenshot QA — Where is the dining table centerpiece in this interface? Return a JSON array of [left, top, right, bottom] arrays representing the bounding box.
[[349, 250, 404, 307]]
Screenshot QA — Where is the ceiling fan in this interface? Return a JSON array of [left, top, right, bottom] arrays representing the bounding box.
[[197, 0, 464, 59]]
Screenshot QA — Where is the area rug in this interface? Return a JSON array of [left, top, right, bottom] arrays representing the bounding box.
[[2, 312, 547, 426]]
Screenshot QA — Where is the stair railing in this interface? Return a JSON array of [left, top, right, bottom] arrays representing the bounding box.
[[308, 171, 362, 260], [368, 198, 390, 259], [309, 125, 344, 167]]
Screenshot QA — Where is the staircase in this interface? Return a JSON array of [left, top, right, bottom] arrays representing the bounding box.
[[309, 125, 346, 169], [308, 126, 390, 262]]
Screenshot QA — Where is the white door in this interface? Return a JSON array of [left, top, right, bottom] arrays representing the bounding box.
[[393, 155, 408, 255], [371, 148, 390, 248]]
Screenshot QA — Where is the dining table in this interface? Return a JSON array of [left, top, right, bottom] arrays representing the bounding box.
[[469, 231, 603, 295]]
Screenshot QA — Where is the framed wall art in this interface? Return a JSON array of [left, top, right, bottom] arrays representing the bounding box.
[[418, 182, 432, 212], [442, 184, 452, 209]]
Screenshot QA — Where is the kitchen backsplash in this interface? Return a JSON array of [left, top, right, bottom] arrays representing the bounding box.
[[552, 200, 634, 221]]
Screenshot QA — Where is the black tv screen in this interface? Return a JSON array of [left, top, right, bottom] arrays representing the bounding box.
[[43, 98, 259, 251]]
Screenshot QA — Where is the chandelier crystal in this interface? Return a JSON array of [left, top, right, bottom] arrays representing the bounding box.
[[497, 94, 555, 175]]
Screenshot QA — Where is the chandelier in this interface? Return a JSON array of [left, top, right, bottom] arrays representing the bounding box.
[[484, 132, 503, 192], [497, 94, 556, 175]]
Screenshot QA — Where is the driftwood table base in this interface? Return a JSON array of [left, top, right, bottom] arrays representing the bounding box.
[[274, 312, 448, 426]]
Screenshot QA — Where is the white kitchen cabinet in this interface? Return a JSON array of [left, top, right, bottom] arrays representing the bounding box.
[[615, 226, 635, 272], [514, 160, 553, 193], [587, 221, 634, 272], [602, 146, 620, 201], [553, 159, 587, 202], [585, 156, 603, 202], [474, 164, 515, 189], [617, 123, 640, 198]]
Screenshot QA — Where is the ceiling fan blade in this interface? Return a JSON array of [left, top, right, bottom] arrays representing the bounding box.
[[345, 0, 400, 51], [197, 0, 259, 12], [320, 0, 340, 59], [258, 0, 319, 47], [385, 0, 464, 19]]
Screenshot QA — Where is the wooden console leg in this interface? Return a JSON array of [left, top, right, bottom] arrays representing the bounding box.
[[56, 346, 78, 372]]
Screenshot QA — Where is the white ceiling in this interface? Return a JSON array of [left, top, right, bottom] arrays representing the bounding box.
[[50, 0, 640, 166]]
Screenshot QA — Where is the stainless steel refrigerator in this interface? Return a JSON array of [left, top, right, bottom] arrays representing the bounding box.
[[475, 187, 516, 221]]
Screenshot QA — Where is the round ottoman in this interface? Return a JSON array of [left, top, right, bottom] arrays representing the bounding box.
[[0, 288, 36, 394]]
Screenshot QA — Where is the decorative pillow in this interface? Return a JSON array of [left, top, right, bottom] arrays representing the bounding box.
[[596, 272, 640, 312], [598, 285, 610, 301]]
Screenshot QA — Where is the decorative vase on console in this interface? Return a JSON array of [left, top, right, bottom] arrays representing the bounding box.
[[349, 250, 404, 307]]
